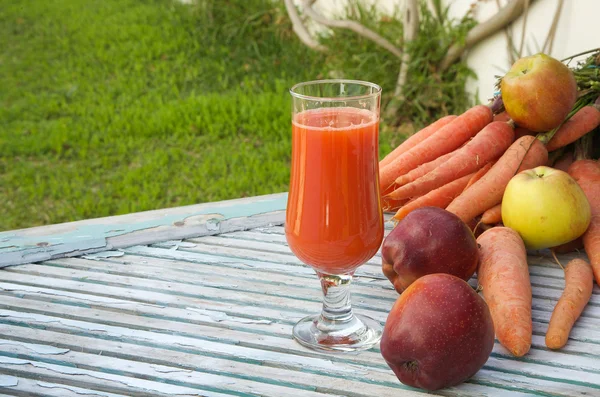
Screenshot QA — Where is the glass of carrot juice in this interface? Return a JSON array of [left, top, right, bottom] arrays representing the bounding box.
[[286, 80, 384, 352]]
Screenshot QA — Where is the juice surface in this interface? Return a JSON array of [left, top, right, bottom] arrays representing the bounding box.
[[285, 107, 384, 274]]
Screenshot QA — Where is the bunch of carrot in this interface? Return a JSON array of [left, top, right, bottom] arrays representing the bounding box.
[[379, 49, 600, 356], [379, 101, 600, 225]]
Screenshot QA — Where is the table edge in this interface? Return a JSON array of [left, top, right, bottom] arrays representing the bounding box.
[[0, 193, 288, 268]]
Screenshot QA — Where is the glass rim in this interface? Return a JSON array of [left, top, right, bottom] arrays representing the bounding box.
[[289, 79, 382, 102]]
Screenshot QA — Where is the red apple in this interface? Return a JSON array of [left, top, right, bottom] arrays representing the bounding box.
[[380, 273, 495, 391], [381, 207, 479, 293], [501, 53, 577, 132]]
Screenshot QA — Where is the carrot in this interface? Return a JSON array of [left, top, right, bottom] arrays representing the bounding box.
[[446, 135, 549, 224], [379, 105, 493, 193], [568, 159, 600, 284], [477, 227, 532, 357], [386, 121, 514, 201], [482, 203, 502, 225], [493, 111, 511, 122], [464, 162, 494, 191], [394, 149, 457, 187], [546, 106, 600, 152], [392, 172, 473, 221], [545, 258, 594, 349], [379, 115, 457, 168], [382, 196, 408, 212]]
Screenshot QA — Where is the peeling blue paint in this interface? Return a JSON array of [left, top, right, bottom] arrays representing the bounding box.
[[0, 374, 18, 387], [0, 193, 288, 268]]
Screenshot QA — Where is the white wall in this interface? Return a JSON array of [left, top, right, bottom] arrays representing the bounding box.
[[307, 0, 600, 103]]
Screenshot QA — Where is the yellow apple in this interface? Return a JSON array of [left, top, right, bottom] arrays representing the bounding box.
[[502, 166, 591, 250]]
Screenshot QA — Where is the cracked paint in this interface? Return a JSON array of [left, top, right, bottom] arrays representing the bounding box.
[[185, 308, 272, 325], [156, 240, 198, 249], [0, 283, 165, 308], [0, 193, 287, 268], [0, 341, 69, 355], [0, 374, 18, 387], [83, 251, 125, 260], [37, 381, 127, 397]]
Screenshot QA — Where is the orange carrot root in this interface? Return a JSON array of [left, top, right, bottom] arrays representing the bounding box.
[[546, 258, 594, 349], [493, 111, 511, 122], [379, 105, 492, 193], [477, 227, 532, 357], [464, 162, 494, 192], [568, 159, 600, 284], [546, 106, 600, 152], [481, 204, 502, 224], [446, 135, 549, 224], [380, 115, 457, 168], [392, 172, 474, 221], [382, 196, 409, 213], [394, 150, 456, 187], [387, 121, 514, 201]]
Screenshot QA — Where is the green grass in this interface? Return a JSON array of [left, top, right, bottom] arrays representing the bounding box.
[[0, 0, 474, 231], [0, 0, 330, 230]]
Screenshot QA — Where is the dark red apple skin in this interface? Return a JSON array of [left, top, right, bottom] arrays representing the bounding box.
[[380, 274, 495, 391], [501, 53, 577, 133], [381, 207, 479, 293]]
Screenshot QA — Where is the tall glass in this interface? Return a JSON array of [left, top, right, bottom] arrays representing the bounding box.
[[286, 80, 384, 352]]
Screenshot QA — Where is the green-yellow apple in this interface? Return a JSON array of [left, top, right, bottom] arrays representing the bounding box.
[[501, 53, 577, 132], [502, 166, 591, 250]]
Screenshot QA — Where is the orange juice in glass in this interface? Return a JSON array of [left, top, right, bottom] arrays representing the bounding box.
[[286, 80, 383, 352]]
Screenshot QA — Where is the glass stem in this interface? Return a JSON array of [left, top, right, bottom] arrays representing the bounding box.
[[317, 272, 357, 329]]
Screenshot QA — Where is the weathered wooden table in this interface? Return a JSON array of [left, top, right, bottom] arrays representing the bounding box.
[[0, 193, 598, 396]]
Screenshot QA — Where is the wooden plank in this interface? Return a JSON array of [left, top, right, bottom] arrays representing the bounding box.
[[0, 270, 381, 319], [4, 257, 598, 330], [0, 356, 259, 397], [0, 377, 133, 397], [0, 315, 555, 396], [188, 234, 600, 295], [2, 274, 600, 392], [472, 369, 600, 397], [2, 275, 600, 362], [125, 244, 385, 280], [0, 199, 597, 396], [46, 256, 396, 298], [0, 193, 287, 268], [3, 262, 598, 335], [10, 259, 600, 327], [2, 290, 600, 379], [0, 343, 364, 397], [0, 329, 431, 397], [0, 279, 311, 327], [172, 241, 383, 271], [0, 306, 593, 396]]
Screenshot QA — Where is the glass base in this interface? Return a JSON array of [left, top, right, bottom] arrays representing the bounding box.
[[292, 313, 382, 352]]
